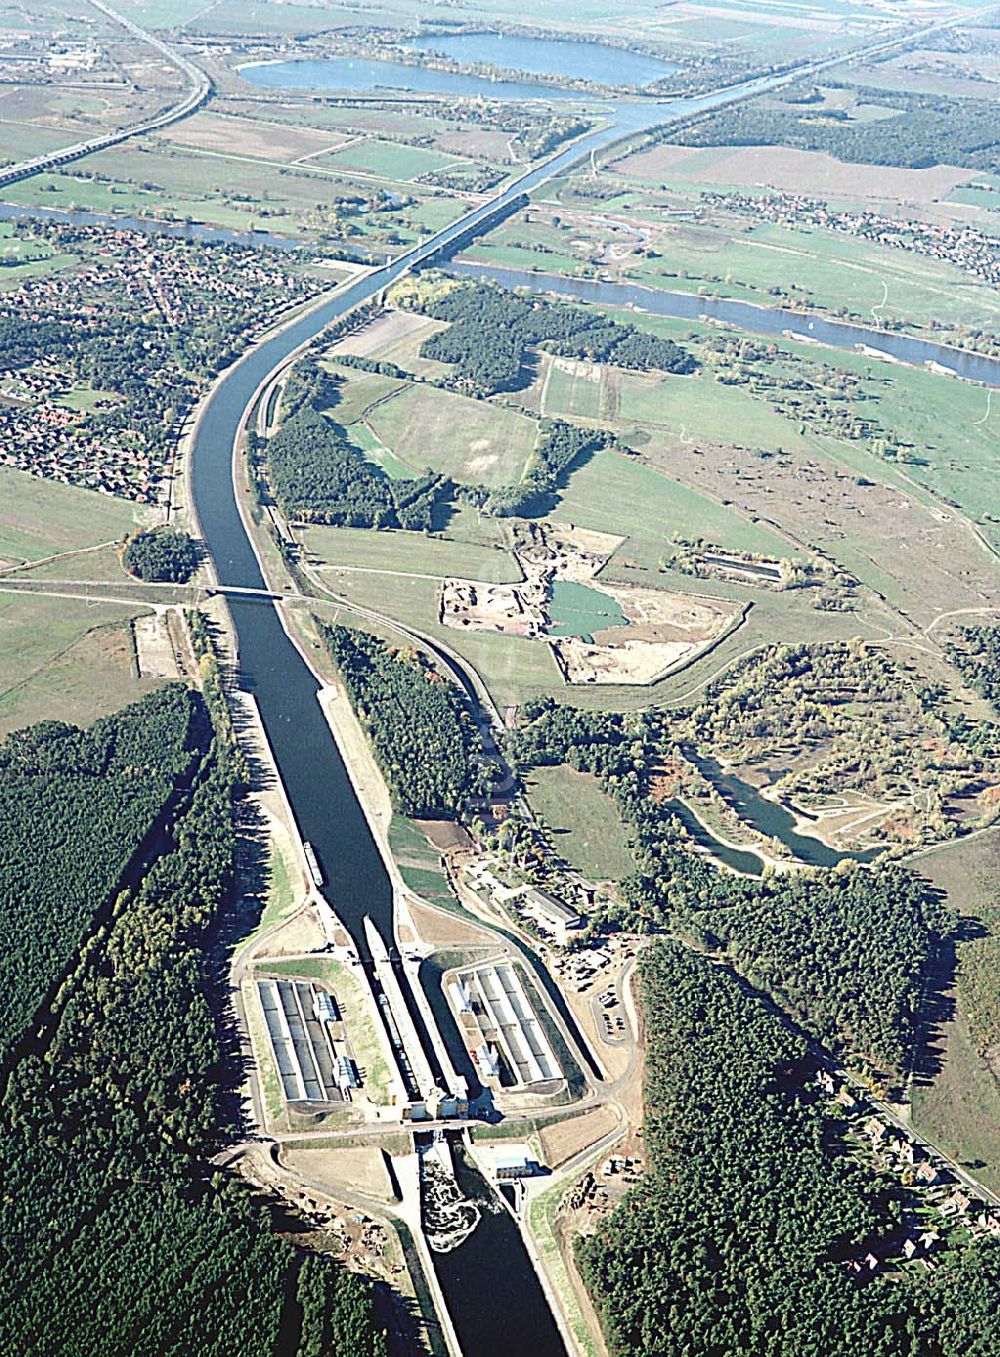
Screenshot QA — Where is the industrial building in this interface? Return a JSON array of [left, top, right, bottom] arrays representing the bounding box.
[[520, 887, 583, 946], [446, 960, 563, 1090], [256, 976, 358, 1105]]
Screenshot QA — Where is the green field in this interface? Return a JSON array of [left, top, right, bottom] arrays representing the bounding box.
[[319, 367, 406, 426], [617, 366, 814, 453], [324, 139, 465, 182], [0, 467, 145, 564], [527, 764, 634, 880], [367, 384, 539, 488], [556, 450, 787, 567], [303, 524, 520, 583], [543, 359, 603, 419], [0, 594, 161, 737]]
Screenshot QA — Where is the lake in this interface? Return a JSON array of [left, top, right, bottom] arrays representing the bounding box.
[[241, 54, 597, 103], [402, 30, 676, 87]]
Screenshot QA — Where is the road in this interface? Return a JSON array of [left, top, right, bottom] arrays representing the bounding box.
[[0, 1, 209, 191]]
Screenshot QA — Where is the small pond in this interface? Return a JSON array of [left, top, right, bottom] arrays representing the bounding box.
[[547, 579, 626, 641]]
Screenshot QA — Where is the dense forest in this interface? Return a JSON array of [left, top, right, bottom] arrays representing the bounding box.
[[658, 84, 1000, 172], [579, 941, 1000, 1357], [0, 685, 203, 1058], [513, 697, 950, 1070], [266, 359, 450, 529], [122, 528, 200, 582], [0, 682, 387, 1353], [321, 622, 499, 819], [407, 278, 697, 394]]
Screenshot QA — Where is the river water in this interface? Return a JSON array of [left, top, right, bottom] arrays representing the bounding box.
[[184, 47, 1000, 1356], [448, 261, 1000, 387]]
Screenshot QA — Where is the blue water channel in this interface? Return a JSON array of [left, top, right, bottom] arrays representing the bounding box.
[[177, 44, 1000, 1355]]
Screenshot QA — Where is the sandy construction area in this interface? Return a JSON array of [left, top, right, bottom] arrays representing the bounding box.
[[133, 610, 179, 679], [442, 576, 546, 638], [552, 584, 741, 685], [614, 142, 969, 203]]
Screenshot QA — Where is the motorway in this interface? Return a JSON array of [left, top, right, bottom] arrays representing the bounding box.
[[0, 1, 209, 191]]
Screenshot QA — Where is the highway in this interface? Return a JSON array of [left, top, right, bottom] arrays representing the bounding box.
[[0, 1, 210, 191]]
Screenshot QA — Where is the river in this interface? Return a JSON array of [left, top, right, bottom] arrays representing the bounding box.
[[187, 41, 999, 1357]]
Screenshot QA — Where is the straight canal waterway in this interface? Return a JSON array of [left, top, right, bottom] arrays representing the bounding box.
[[187, 42, 1000, 1355]]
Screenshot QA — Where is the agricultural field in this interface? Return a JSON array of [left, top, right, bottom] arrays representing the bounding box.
[[0, 593, 162, 737], [911, 830, 1000, 1193], [364, 383, 539, 488], [301, 524, 520, 586]]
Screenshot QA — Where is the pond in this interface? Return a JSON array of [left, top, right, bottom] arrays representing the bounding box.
[[547, 579, 626, 641], [402, 31, 677, 87], [667, 799, 766, 877], [686, 748, 884, 868]]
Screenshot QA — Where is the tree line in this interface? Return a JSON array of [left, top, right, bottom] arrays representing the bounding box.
[[0, 685, 203, 1060], [656, 84, 1000, 172]]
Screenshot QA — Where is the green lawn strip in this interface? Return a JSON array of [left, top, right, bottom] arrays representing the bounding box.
[[303, 523, 519, 582], [240, 976, 288, 1131]]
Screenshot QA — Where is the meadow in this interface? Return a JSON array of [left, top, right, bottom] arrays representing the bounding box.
[[0, 593, 161, 737], [0, 466, 145, 564], [365, 383, 539, 488], [527, 765, 634, 880]]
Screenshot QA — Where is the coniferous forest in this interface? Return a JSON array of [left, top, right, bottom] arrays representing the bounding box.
[[0, 686, 387, 1355], [320, 622, 499, 819], [579, 942, 1000, 1357]]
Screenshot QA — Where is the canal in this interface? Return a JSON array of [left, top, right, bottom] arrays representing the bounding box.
[[186, 38, 1000, 1355]]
